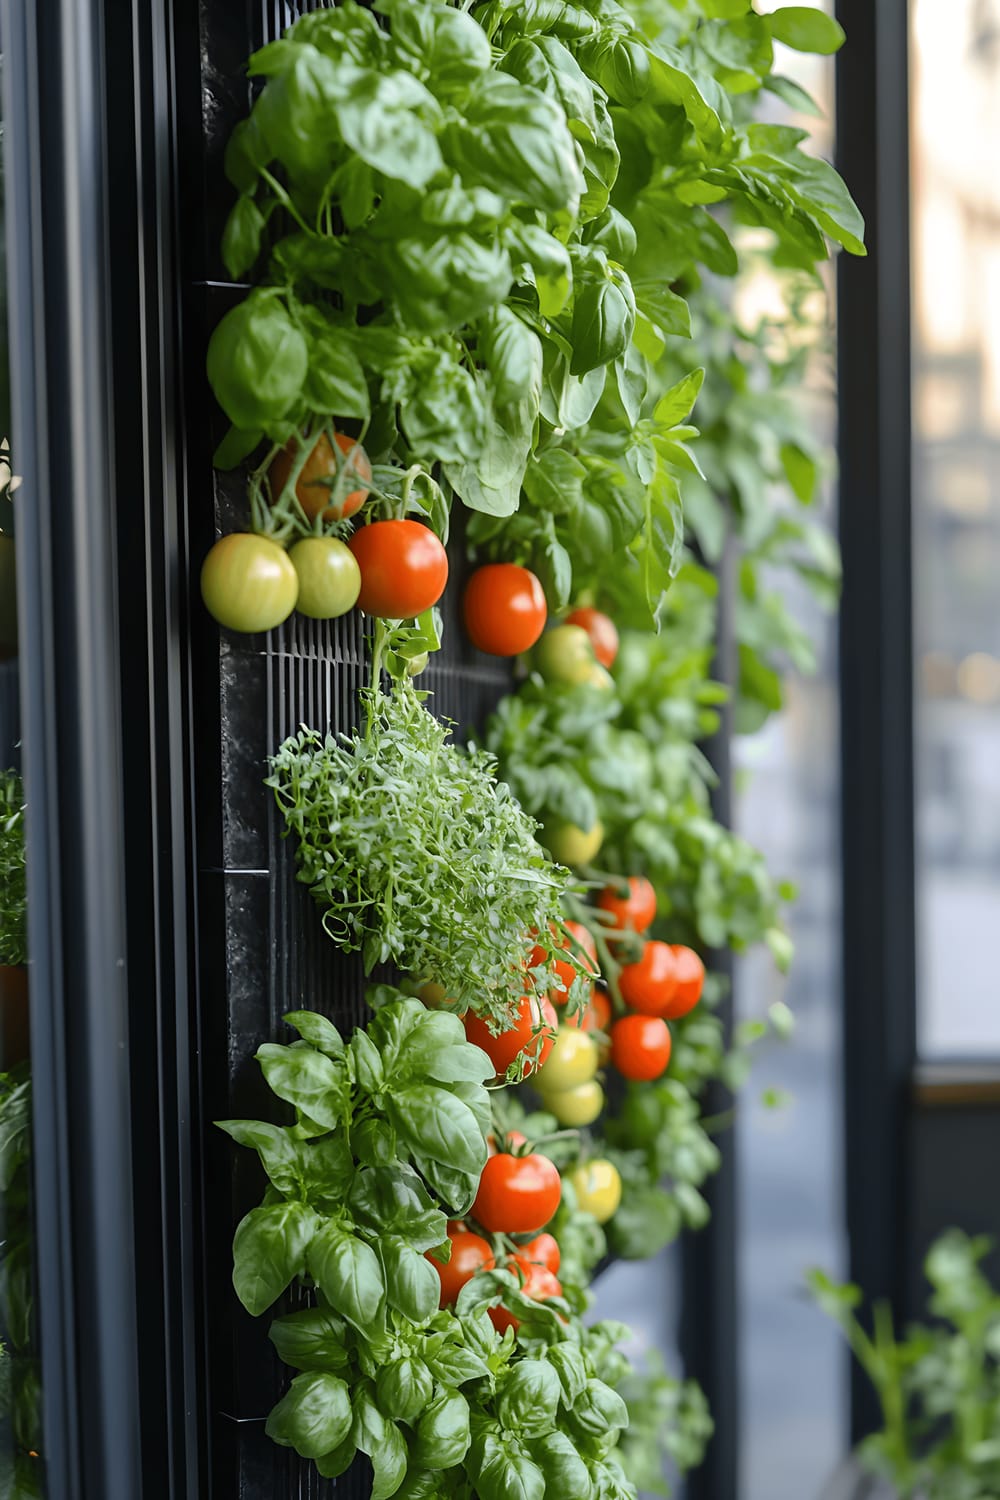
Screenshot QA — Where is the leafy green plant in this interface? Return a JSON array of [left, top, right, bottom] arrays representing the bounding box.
[[0, 773, 26, 968], [811, 1231, 1000, 1499], [618, 1351, 713, 1496], [0, 1067, 42, 1497], [268, 675, 573, 1029], [221, 996, 642, 1498]]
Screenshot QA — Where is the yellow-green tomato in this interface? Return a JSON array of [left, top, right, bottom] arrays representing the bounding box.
[[288, 537, 361, 620], [541, 1079, 605, 1127], [568, 1158, 622, 1223], [583, 661, 615, 692], [537, 1027, 598, 1093], [201, 532, 298, 633], [534, 624, 597, 685], [542, 817, 604, 866]]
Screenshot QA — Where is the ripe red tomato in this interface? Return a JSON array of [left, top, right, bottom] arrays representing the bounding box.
[[464, 994, 556, 1080], [472, 1151, 562, 1233], [565, 606, 619, 668], [520, 1232, 561, 1274], [663, 945, 705, 1019], [618, 940, 678, 1016], [464, 564, 547, 656], [349, 519, 448, 619], [611, 1014, 672, 1081], [270, 430, 371, 522], [529, 920, 599, 1004], [489, 1257, 563, 1335], [428, 1229, 495, 1307], [201, 533, 298, 633], [596, 875, 657, 934]]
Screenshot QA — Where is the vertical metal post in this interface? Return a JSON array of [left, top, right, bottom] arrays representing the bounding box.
[[680, 531, 739, 1500], [836, 0, 917, 1444]]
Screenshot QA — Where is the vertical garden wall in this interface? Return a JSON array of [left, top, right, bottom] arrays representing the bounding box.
[[187, 2, 864, 1497]]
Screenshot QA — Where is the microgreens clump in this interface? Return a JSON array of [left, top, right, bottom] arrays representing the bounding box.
[[268, 681, 571, 1028]]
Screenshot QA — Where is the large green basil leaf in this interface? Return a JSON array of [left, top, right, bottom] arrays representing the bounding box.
[[309, 1225, 386, 1331], [389, 232, 513, 334], [349, 1163, 447, 1250], [478, 306, 544, 410], [473, 1431, 546, 1500], [296, 310, 371, 420], [576, 34, 651, 107], [375, 1356, 435, 1425], [252, 45, 343, 184], [335, 69, 444, 188], [221, 195, 265, 281], [216, 1120, 303, 1196], [501, 36, 598, 135], [269, 1305, 349, 1372], [569, 275, 635, 375], [425, 1341, 491, 1387], [255, 1041, 350, 1130], [530, 1429, 595, 1499], [445, 395, 535, 517], [350, 1028, 385, 1093], [396, 349, 488, 463], [507, 224, 572, 317], [381, 1235, 440, 1324], [567, 1378, 629, 1440], [498, 1358, 561, 1438], [384, 1, 492, 94], [413, 1390, 471, 1470], [265, 1370, 352, 1460], [444, 75, 583, 216], [207, 291, 308, 434], [283, 1010, 345, 1057], [387, 1085, 488, 1180], [764, 6, 845, 53], [232, 1202, 318, 1316], [352, 1386, 408, 1500], [546, 1342, 589, 1404], [315, 1435, 358, 1480]]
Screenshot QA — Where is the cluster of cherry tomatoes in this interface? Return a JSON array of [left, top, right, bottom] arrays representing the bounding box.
[[426, 1134, 623, 1331], [202, 431, 453, 634]]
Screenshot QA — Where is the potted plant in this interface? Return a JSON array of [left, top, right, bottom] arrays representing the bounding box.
[[0, 769, 27, 1066], [813, 1230, 1000, 1500]]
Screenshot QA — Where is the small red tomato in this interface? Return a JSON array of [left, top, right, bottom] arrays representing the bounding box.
[[349, 519, 448, 619], [464, 995, 557, 1080], [618, 940, 679, 1017], [596, 875, 657, 934], [529, 920, 599, 1004], [520, 1233, 561, 1274], [464, 564, 547, 656], [663, 945, 705, 1019], [611, 1014, 672, 1081], [472, 1151, 562, 1234], [565, 606, 619, 668], [428, 1229, 495, 1307], [489, 1257, 563, 1335], [270, 430, 371, 522]]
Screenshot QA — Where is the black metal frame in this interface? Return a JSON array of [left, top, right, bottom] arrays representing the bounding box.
[[1, 0, 205, 1495], [836, 0, 917, 1444]]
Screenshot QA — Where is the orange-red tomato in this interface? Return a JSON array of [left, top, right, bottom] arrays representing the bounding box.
[[663, 945, 705, 1019], [565, 606, 619, 668], [618, 940, 678, 1017], [489, 1257, 563, 1335], [349, 519, 448, 619], [596, 875, 657, 935], [464, 994, 557, 1080], [472, 1151, 562, 1234], [270, 431, 371, 522], [611, 1014, 672, 1081], [464, 563, 548, 656], [428, 1229, 495, 1307], [520, 1232, 561, 1274], [530, 920, 599, 1004]]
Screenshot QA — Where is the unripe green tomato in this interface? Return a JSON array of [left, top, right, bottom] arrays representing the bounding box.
[[540, 1078, 605, 1127], [288, 537, 361, 619], [542, 817, 604, 866], [534, 624, 597, 685], [583, 661, 615, 692], [568, 1158, 622, 1223], [537, 1027, 598, 1093], [201, 533, 298, 633]]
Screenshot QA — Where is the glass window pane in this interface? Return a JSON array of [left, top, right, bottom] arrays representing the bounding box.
[[911, 0, 1000, 1058]]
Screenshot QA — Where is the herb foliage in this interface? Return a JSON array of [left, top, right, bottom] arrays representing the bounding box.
[[0, 772, 26, 968]]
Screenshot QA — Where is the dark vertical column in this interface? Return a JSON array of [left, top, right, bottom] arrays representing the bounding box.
[[835, 0, 917, 1444], [680, 531, 739, 1500], [0, 2, 143, 1496]]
